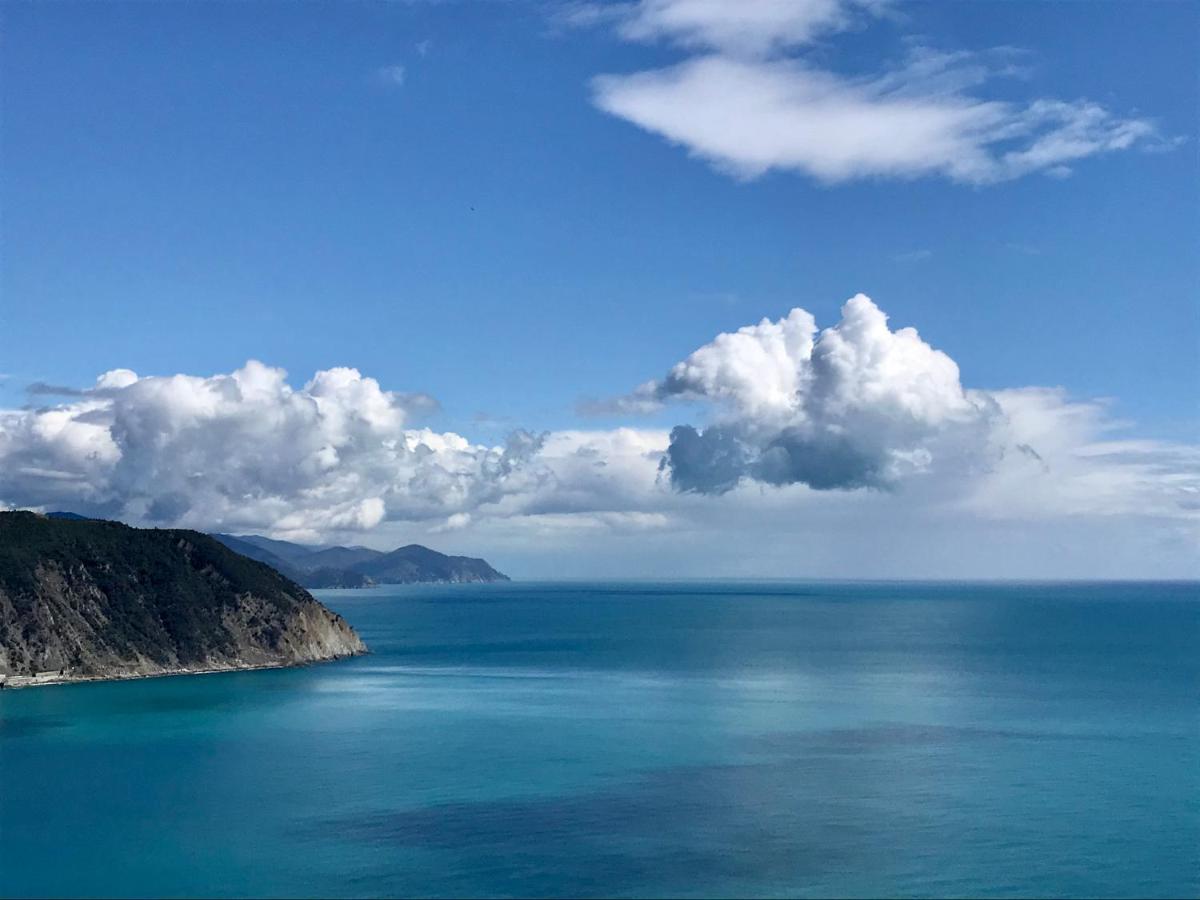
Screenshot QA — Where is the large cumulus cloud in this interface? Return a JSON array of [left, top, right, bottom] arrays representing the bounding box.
[[0, 361, 678, 541], [0, 362, 567, 539], [623, 293, 998, 493]]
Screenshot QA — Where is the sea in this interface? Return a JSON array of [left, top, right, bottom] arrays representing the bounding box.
[[1, 581, 1197, 898]]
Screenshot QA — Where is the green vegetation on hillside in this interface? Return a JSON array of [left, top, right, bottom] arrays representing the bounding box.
[[0, 512, 309, 668]]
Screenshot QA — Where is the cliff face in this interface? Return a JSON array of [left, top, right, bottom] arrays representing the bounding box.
[[0, 512, 366, 686]]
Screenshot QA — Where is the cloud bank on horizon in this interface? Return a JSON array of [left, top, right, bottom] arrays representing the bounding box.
[[0, 360, 666, 542], [582, 0, 1167, 184], [1, 294, 1195, 574]]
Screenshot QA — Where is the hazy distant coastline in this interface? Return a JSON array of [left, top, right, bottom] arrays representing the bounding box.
[[210, 532, 509, 589]]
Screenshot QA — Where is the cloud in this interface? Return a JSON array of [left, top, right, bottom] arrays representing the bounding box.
[[0, 314, 1194, 575], [1004, 241, 1042, 256], [456, 384, 1200, 578], [625, 293, 996, 493], [25, 369, 138, 399], [586, 1, 1165, 185], [892, 249, 932, 263], [605, 293, 1197, 530], [613, 0, 885, 55], [593, 51, 1160, 185], [430, 512, 472, 533], [0, 363, 669, 543], [377, 64, 407, 87], [0, 362, 547, 540], [26, 383, 89, 398], [959, 387, 1200, 523]]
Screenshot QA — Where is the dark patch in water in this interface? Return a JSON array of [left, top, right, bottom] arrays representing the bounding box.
[[306, 745, 941, 897], [529, 587, 824, 600], [125, 693, 239, 714], [0, 715, 71, 739], [393, 637, 602, 656], [304, 720, 1170, 896], [744, 722, 1126, 753]]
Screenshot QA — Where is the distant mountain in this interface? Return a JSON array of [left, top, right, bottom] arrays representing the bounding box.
[[34, 520, 505, 588], [0, 512, 365, 686], [305, 545, 385, 571], [209, 533, 296, 571], [223, 534, 319, 566], [299, 567, 375, 589], [209, 534, 508, 587], [209, 534, 374, 588], [354, 544, 508, 584]]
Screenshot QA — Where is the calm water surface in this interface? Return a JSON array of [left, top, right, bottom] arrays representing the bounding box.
[[1, 581, 1197, 898]]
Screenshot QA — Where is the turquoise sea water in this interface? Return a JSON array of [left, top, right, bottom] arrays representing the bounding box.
[[1, 581, 1197, 898]]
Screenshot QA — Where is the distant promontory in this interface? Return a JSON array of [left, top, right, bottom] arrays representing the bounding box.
[[210, 533, 510, 589]]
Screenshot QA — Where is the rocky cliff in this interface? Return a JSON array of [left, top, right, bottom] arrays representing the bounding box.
[[0, 512, 366, 687]]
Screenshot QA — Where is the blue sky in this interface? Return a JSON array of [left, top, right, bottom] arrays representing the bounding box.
[[1, 1, 1197, 577]]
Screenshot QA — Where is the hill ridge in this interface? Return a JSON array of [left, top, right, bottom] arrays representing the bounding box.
[[209, 533, 509, 588]]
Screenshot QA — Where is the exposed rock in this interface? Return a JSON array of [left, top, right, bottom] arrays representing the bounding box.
[[0, 512, 366, 688]]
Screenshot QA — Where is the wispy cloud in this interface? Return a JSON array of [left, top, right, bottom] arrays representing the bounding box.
[[583, 0, 1168, 186], [892, 249, 932, 263], [26, 382, 88, 398], [376, 64, 407, 87], [26, 369, 138, 399], [613, 0, 886, 54], [1004, 241, 1042, 256]]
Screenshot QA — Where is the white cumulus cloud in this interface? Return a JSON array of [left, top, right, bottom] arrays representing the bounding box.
[[0, 362, 549, 540], [621, 293, 994, 492], [0, 363, 671, 543], [605, 293, 1198, 538]]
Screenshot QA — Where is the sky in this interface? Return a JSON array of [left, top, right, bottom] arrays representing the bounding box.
[[1, 0, 1197, 578]]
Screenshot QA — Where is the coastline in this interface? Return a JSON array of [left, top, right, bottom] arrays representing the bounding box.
[[0, 649, 366, 691]]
